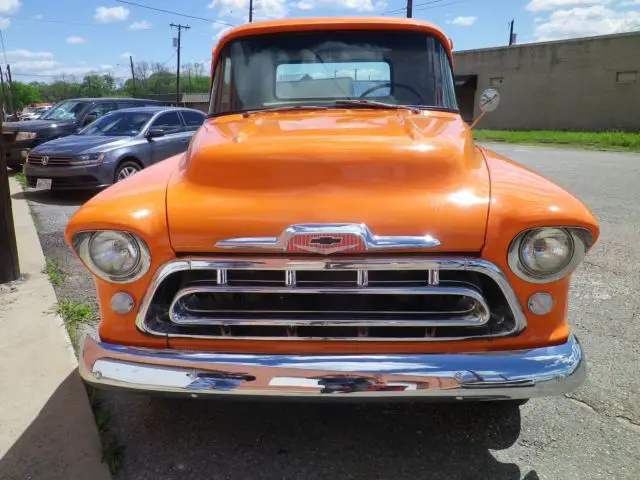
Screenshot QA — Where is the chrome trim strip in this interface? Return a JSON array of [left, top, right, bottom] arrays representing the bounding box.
[[134, 257, 527, 341], [79, 334, 585, 399], [168, 285, 491, 327], [216, 224, 441, 251], [357, 270, 368, 287]]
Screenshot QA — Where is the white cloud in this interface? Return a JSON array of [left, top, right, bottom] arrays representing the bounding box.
[[212, 26, 233, 43], [292, 0, 376, 11], [0, 16, 10, 29], [295, 0, 314, 8], [94, 6, 130, 23], [99, 64, 113, 70], [526, 0, 611, 11], [32, 14, 42, 20], [129, 20, 151, 30], [448, 16, 477, 26], [0, 0, 20, 15], [121, 52, 135, 59], [66, 36, 86, 44], [209, 0, 287, 19], [534, 5, 640, 40], [5, 49, 58, 71], [619, 0, 640, 5]]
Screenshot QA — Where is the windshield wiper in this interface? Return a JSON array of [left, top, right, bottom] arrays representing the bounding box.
[[332, 100, 421, 114], [241, 105, 330, 118]]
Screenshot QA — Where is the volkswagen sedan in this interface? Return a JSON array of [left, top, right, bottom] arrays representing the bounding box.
[[25, 106, 206, 190]]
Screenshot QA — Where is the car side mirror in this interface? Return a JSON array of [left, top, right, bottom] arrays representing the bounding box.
[[146, 128, 165, 139], [470, 88, 500, 129], [83, 113, 98, 126]]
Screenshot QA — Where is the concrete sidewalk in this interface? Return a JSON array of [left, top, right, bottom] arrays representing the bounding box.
[[0, 177, 111, 480]]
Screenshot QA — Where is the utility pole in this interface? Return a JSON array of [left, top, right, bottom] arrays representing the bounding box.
[[5, 64, 13, 114], [0, 67, 6, 115], [170, 23, 190, 105], [508, 19, 515, 46], [406, 0, 413, 18], [249, 0, 254, 22], [129, 55, 136, 96], [0, 108, 20, 284]]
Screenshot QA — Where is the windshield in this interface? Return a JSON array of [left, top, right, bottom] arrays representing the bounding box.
[[41, 101, 89, 121], [209, 31, 457, 115], [78, 111, 154, 136]]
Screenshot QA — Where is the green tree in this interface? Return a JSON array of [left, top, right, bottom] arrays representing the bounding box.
[[10, 81, 42, 110]]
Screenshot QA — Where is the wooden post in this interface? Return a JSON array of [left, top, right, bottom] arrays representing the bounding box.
[[0, 109, 20, 283]]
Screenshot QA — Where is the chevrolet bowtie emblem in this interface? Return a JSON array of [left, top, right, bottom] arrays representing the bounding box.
[[310, 236, 343, 246]]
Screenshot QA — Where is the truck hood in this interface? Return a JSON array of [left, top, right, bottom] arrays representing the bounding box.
[[31, 134, 131, 155], [166, 110, 490, 253], [3, 119, 75, 133]]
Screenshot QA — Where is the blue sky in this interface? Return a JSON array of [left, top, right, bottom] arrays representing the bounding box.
[[1, 0, 639, 83]]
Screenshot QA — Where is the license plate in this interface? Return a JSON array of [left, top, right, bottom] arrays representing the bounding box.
[[36, 179, 52, 190]]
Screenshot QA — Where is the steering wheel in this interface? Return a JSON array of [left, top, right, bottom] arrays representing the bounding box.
[[358, 82, 425, 104]]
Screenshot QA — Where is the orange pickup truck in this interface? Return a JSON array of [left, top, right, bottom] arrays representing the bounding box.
[[66, 17, 598, 401]]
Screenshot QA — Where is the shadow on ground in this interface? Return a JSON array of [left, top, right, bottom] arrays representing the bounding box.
[[11, 188, 97, 207], [105, 392, 537, 480], [0, 371, 109, 480]]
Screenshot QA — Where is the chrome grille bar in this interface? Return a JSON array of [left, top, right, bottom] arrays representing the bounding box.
[[168, 285, 491, 327], [136, 257, 527, 342]]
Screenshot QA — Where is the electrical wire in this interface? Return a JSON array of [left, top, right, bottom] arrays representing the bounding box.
[[382, 0, 470, 16], [115, 0, 236, 28]]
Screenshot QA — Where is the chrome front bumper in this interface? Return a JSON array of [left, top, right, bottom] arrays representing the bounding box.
[[79, 335, 585, 400]]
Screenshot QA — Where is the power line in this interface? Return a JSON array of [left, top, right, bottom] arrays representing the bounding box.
[[383, 0, 469, 16], [116, 0, 236, 28], [382, 0, 452, 16]]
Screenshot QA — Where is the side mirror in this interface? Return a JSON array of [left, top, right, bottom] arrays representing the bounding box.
[[470, 88, 500, 129], [83, 113, 98, 126], [146, 128, 165, 138]]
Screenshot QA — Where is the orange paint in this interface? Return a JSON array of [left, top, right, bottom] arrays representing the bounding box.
[[65, 17, 598, 355]]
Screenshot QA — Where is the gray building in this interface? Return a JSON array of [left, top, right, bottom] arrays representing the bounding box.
[[453, 31, 640, 131]]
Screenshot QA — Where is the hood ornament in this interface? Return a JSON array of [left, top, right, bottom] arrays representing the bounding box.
[[41, 156, 49, 166], [216, 224, 440, 253]]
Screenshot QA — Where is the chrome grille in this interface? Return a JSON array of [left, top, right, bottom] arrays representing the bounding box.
[[27, 155, 73, 166], [137, 258, 526, 341]]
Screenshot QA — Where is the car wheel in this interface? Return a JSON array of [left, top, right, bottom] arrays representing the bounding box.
[[114, 161, 141, 183]]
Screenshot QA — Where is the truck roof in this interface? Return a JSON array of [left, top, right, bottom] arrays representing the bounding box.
[[215, 17, 451, 57]]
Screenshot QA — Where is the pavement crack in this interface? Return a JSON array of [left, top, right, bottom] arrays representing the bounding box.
[[565, 395, 598, 414], [615, 415, 640, 433]]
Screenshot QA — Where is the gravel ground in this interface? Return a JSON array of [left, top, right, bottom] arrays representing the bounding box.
[[19, 144, 640, 480]]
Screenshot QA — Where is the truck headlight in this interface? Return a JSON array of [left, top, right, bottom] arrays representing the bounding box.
[[72, 231, 151, 283], [16, 131, 37, 141], [69, 152, 105, 165], [508, 227, 592, 283]]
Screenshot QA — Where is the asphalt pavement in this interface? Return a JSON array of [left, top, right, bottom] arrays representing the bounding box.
[[19, 144, 640, 480]]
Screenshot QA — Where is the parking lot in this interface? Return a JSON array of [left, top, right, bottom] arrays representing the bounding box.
[[17, 143, 640, 479]]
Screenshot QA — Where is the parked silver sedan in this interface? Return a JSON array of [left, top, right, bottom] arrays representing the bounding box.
[[24, 106, 206, 190]]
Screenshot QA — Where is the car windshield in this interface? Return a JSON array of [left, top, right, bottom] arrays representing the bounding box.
[[41, 100, 89, 121], [78, 111, 154, 136], [209, 30, 457, 115]]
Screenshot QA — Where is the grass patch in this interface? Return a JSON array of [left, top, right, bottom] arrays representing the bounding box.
[[87, 387, 125, 474], [474, 129, 640, 152], [44, 257, 64, 286], [56, 299, 96, 350], [15, 171, 27, 189]]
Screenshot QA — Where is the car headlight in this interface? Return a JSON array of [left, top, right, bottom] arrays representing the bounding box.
[[69, 152, 105, 165], [72, 231, 151, 283], [16, 131, 37, 141], [508, 227, 592, 283]]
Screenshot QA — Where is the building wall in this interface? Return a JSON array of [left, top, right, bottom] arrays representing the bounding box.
[[453, 32, 640, 131]]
